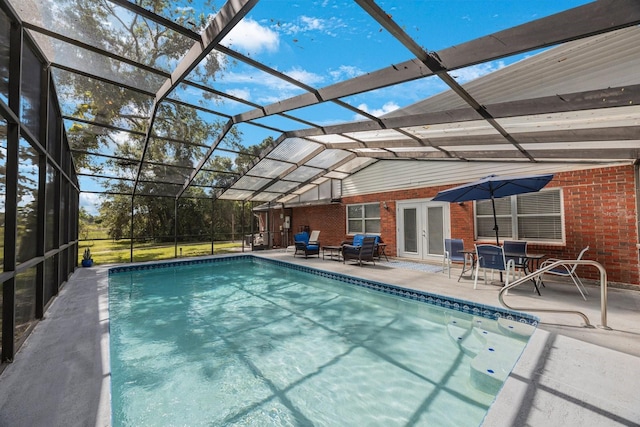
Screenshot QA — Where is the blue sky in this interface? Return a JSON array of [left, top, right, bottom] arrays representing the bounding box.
[[78, 0, 591, 214], [212, 0, 591, 119]]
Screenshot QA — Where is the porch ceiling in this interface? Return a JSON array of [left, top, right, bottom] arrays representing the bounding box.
[[9, 0, 640, 203]]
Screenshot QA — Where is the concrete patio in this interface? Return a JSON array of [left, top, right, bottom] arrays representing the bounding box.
[[0, 251, 638, 426]]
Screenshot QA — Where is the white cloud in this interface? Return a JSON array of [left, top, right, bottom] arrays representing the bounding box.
[[355, 101, 400, 118], [300, 16, 323, 31], [223, 70, 290, 90], [218, 70, 302, 104], [283, 67, 324, 86], [220, 66, 324, 104], [80, 193, 101, 216], [329, 65, 364, 81], [257, 95, 288, 104], [279, 15, 325, 35], [223, 18, 279, 53], [107, 130, 130, 152], [222, 67, 322, 93], [450, 61, 506, 84], [78, 166, 94, 175], [225, 88, 251, 101], [277, 15, 344, 37]]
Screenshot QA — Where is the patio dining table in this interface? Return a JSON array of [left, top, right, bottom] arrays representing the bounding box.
[[458, 248, 545, 295], [505, 252, 545, 295]]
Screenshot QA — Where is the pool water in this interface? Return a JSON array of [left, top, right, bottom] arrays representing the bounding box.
[[109, 257, 534, 426]]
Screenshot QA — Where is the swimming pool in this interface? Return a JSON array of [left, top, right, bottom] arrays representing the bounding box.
[[108, 255, 537, 426]]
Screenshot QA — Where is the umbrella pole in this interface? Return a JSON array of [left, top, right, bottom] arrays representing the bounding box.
[[491, 195, 504, 282], [491, 196, 499, 246]]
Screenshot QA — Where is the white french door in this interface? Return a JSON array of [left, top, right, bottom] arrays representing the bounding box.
[[397, 200, 449, 260]]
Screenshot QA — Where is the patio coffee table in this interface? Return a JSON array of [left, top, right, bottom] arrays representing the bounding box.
[[322, 245, 342, 261], [376, 243, 389, 261]]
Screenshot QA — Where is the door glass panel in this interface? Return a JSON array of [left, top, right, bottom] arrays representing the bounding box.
[[428, 206, 444, 255], [403, 208, 417, 253]]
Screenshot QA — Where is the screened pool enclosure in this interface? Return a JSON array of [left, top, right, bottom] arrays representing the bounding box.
[[1, 0, 639, 363]]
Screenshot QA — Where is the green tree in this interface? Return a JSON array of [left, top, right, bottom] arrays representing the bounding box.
[[53, 0, 266, 244], [78, 207, 93, 241]]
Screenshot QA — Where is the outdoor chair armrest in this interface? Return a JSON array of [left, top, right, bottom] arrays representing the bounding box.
[[539, 258, 574, 275], [506, 259, 515, 272], [539, 258, 561, 267], [341, 244, 361, 255]]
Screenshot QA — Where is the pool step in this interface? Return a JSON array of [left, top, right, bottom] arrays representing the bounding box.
[[469, 327, 526, 395], [446, 316, 484, 357], [446, 315, 529, 395], [497, 317, 536, 340]]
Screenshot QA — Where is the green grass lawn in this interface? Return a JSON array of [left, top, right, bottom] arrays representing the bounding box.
[[78, 239, 244, 265]]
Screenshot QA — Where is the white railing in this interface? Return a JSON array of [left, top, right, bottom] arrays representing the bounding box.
[[498, 260, 610, 329]]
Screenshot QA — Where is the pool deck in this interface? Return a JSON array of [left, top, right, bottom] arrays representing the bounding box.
[[0, 250, 639, 426]]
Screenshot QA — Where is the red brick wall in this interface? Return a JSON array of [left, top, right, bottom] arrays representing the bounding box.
[[537, 166, 640, 285], [279, 165, 639, 286], [289, 204, 346, 246]]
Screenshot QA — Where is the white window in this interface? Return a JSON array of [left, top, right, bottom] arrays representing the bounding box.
[[475, 189, 563, 243], [347, 203, 381, 234]]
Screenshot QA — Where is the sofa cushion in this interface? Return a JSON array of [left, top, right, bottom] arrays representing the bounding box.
[[351, 234, 380, 247], [294, 232, 309, 244]]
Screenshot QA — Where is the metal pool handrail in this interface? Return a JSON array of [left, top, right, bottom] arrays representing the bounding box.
[[498, 260, 610, 329]]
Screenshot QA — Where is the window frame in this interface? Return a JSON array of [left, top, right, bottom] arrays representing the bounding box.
[[346, 202, 381, 235], [474, 188, 565, 244]]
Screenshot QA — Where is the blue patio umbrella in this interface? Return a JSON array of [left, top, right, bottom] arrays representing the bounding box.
[[433, 173, 554, 245]]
